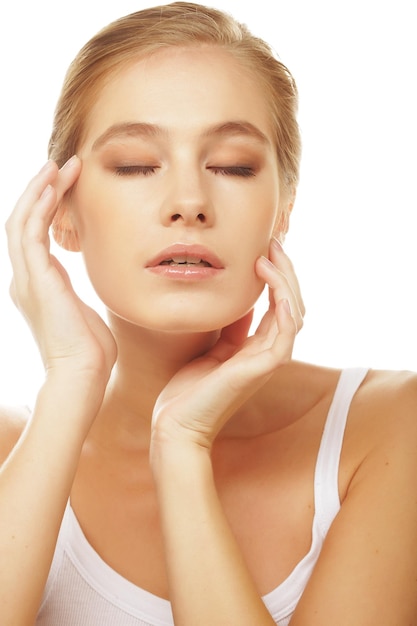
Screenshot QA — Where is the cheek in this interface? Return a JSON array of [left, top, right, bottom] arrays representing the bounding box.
[[233, 184, 280, 255], [71, 169, 135, 247], [69, 181, 134, 293]]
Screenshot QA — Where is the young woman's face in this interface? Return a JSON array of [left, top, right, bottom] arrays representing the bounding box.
[[69, 47, 282, 332]]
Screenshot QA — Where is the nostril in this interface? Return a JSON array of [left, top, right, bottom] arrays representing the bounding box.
[[170, 212, 206, 223]]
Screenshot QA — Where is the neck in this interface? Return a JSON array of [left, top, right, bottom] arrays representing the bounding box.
[[87, 313, 220, 449]]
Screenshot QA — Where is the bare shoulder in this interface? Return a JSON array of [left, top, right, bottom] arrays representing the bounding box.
[[362, 366, 417, 395], [345, 368, 417, 489], [0, 404, 30, 464], [277, 363, 417, 471], [264, 362, 417, 433], [356, 368, 417, 432]]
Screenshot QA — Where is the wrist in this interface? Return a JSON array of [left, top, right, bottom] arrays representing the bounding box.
[[151, 408, 218, 452], [34, 371, 106, 433], [150, 434, 212, 481], [45, 364, 108, 399]]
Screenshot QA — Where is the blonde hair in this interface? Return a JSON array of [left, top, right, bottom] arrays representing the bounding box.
[[48, 1, 301, 194]]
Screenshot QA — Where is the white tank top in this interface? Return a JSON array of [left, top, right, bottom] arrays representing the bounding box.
[[36, 368, 368, 626]]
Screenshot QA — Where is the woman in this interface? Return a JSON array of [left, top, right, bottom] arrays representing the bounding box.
[[1, 3, 417, 625]]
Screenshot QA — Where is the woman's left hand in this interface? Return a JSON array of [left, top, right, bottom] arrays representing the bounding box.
[[151, 238, 305, 451]]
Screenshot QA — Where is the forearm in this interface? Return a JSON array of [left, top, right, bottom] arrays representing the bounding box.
[[0, 374, 101, 625], [152, 442, 275, 626]]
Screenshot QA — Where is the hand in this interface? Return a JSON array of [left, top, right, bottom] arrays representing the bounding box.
[[151, 238, 304, 451], [5, 158, 117, 386]]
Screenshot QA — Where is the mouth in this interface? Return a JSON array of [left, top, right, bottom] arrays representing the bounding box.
[[146, 244, 224, 270], [159, 255, 213, 268]]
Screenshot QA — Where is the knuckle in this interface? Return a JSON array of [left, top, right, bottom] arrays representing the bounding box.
[[8, 280, 17, 304], [9, 276, 31, 310], [286, 256, 295, 272], [4, 214, 15, 235]]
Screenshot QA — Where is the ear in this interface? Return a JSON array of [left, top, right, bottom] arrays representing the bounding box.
[[52, 201, 81, 252], [273, 188, 296, 243]]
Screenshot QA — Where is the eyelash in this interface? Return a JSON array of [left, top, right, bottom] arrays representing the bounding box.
[[208, 166, 255, 178], [114, 165, 157, 176], [114, 165, 255, 178]]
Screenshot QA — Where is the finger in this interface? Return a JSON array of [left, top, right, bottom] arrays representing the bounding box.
[[269, 297, 297, 360], [247, 297, 296, 380], [255, 255, 303, 333], [6, 157, 81, 305], [21, 184, 59, 279], [6, 156, 80, 237], [6, 160, 58, 227], [8, 184, 59, 311], [5, 160, 58, 281], [269, 238, 306, 319], [221, 298, 295, 397], [23, 156, 81, 236], [55, 155, 82, 204]]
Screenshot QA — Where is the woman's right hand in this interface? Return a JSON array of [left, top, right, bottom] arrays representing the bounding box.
[[1, 158, 117, 626], [5, 157, 117, 389]]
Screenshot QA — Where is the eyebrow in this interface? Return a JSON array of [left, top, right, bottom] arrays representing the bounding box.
[[92, 122, 164, 150], [91, 120, 270, 151], [203, 121, 270, 145]]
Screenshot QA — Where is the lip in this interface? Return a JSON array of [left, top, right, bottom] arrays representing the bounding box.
[[146, 243, 224, 269], [145, 243, 224, 280]]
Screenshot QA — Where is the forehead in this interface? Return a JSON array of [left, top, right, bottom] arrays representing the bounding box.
[[80, 46, 275, 150]]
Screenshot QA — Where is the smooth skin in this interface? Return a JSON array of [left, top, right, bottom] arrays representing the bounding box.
[[1, 46, 417, 626]]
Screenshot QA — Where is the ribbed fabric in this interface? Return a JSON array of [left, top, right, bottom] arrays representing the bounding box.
[[37, 368, 368, 625]]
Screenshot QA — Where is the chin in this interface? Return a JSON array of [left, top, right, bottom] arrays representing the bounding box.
[[146, 311, 247, 334], [103, 281, 264, 335], [107, 301, 256, 336]]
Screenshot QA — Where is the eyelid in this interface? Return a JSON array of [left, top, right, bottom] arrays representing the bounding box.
[[110, 163, 257, 178], [114, 165, 159, 176], [207, 166, 256, 178]]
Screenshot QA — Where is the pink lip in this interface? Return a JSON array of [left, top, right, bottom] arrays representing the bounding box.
[[145, 243, 224, 280]]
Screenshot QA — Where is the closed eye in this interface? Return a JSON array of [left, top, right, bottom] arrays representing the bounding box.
[[113, 165, 255, 178], [114, 165, 159, 176], [208, 166, 255, 178]]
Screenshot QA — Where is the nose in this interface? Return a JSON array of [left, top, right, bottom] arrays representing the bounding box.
[[160, 165, 214, 227]]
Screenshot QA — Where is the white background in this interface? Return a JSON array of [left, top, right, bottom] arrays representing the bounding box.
[[0, 0, 416, 407]]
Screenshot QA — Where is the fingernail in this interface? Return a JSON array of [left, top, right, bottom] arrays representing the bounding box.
[[272, 236, 284, 251], [260, 255, 276, 271], [61, 155, 78, 170]]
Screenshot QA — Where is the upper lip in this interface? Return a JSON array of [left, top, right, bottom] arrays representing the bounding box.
[[146, 243, 224, 269]]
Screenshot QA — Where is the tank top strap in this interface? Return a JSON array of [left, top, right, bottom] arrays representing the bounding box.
[[314, 367, 369, 537]]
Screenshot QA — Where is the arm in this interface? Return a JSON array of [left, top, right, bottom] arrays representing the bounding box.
[[0, 375, 103, 624], [153, 443, 275, 626], [0, 158, 116, 625], [151, 241, 304, 625]]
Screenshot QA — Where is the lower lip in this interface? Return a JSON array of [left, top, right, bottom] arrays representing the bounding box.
[[147, 265, 223, 280]]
